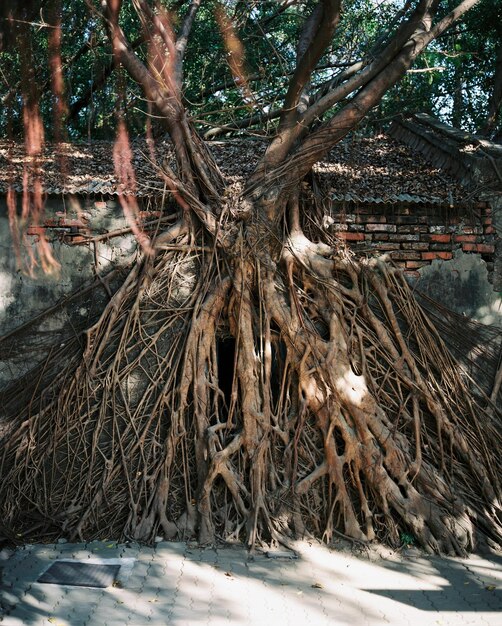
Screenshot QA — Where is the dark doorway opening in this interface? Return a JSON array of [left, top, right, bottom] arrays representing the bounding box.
[[217, 336, 236, 416]]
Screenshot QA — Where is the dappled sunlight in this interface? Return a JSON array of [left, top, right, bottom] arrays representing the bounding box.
[[0, 270, 15, 319], [1, 0, 500, 561], [288, 231, 311, 253], [335, 368, 368, 407], [2, 541, 501, 625]]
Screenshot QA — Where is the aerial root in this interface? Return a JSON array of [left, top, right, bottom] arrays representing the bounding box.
[[0, 235, 501, 555]]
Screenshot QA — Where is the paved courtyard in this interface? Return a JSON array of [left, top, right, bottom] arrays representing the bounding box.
[[1, 540, 501, 625]]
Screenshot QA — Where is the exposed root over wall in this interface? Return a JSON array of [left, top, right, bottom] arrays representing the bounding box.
[[1, 223, 501, 556]]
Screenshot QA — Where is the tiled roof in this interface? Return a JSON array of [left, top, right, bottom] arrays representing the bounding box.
[[0, 132, 475, 205], [389, 113, 502, 195]]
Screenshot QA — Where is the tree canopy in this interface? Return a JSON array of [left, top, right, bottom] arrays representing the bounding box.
[[1, 0, 500, 140]]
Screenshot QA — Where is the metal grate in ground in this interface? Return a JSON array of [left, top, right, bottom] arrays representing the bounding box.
[[37, 561, 121, 588]]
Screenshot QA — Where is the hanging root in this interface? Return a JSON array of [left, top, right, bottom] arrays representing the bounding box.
[[1, 224, 501, 556]]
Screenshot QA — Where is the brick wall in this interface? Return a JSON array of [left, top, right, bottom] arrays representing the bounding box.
[[331, 201, 495, 281]]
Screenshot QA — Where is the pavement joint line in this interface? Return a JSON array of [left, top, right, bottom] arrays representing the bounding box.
[[1, 542, 502, 624]]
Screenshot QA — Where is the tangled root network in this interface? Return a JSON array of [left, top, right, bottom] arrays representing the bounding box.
[[1, 226, 501, 556]]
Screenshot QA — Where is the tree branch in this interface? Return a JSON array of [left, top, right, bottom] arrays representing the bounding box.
[[249, 0, 434, 181], [259, 0, 301, 28], [245, 0, 480, 213], [202, 108, 282, 139], [276, 0, 481, 188], [175, 0, 203, 82], [199, 62, 354, 100], [100, 0, 181, 126], [280, 0, 341, 130], [68, 34, 147, 123], [299, 0, 437, 128]]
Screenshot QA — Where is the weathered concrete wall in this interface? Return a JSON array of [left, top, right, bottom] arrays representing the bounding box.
[[2, 191, 501, 389], [0, 196, 135, 331], [412, 249, 502, 327], [0, 195, 136, 386]]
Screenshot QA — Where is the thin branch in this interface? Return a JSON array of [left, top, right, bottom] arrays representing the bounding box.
[[100, 0, 181, 128], [249, 0, 434, 182], [68, 35, 147, 122], [199, 62, 354, 100], [311, 60, 365, 103], [299, 0, 437, 128], [259, 0, 302, 28], [406, 66, 446, 72], [203, 108, 282, 139]]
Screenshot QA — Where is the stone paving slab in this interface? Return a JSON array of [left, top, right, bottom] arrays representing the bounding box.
[[1, 540, 501, 625]]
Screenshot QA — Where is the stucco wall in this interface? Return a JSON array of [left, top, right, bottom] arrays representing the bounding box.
[[0, 194, 136, 386], [413, 249, 502, 326]]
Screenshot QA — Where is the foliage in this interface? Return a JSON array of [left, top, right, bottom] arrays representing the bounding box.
[[1, 0, 501, 139]]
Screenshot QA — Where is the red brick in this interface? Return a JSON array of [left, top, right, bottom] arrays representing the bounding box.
[[366, 215, 388, 224], [429, 234, 451, 243], [366, 223, 396, 233], [421, 251, 453, 260], [404, 270, 420, 279], [27, 226, 45, 237], [406, 261, 428, 269], [67, 235, 87, 244], [44, 218, 59, 227], [484, 226, 496, 235], [338, 232, 365, 241], [483, 217, 493, 226], [476, 244, 495, 254], [139, 210, 161, 220], [454, 235, 477, 243], [463, 243, 494, 254], [390, 250, 421, 260]]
